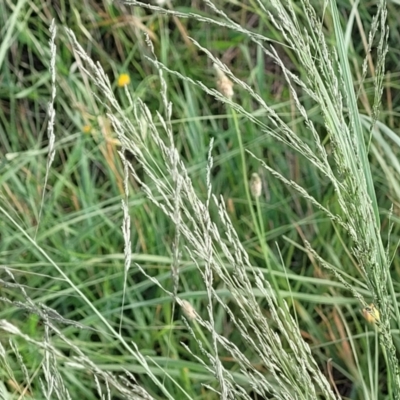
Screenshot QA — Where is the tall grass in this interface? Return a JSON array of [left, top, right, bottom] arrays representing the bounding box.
[[1, 0, 399, 399]]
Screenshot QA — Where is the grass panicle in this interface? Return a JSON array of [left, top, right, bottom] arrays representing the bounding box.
[[0, 0, 399, 398]]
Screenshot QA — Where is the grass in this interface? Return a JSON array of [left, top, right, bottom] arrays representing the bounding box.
[[1, 0, 400, 399]]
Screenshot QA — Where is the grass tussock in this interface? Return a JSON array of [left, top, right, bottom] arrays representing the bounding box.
[[1, 0, 400, 399]]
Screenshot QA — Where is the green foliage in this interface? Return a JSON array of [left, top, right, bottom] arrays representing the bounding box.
[[1, 0, 400, 399]]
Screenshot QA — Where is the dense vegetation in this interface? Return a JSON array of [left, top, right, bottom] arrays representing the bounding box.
[[1, 0, 400, 399]]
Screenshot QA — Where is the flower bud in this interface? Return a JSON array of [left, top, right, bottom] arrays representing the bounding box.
[[181, 300, 196, 321], [213, 63, 234, 100], [250, 173, 262, 198]]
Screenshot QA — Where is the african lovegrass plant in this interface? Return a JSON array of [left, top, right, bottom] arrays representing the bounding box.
[[65, 30, 337, 398], [1, 0, 398, 399], [64, 0, 396, 398]]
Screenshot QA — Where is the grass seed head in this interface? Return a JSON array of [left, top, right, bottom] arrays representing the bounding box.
[[363, 304, 380, 325], [250, 173, 262, 198], [213, 63, 234, 100], [181, 300, 196, 321]]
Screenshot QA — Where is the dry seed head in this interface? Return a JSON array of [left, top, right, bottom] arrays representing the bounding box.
[[363, 304, 380, 325], [181, 300, 196, 321], [250, 173, 262, 198], [213, 63, 234, 100]]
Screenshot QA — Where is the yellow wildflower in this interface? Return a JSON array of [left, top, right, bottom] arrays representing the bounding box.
[[117, 73, 130, 87], [82, 125, 92, 134]]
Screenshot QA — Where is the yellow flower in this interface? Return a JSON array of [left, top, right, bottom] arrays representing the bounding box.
[[82, 125, 92, 134], [117, 73, 130, 87]]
